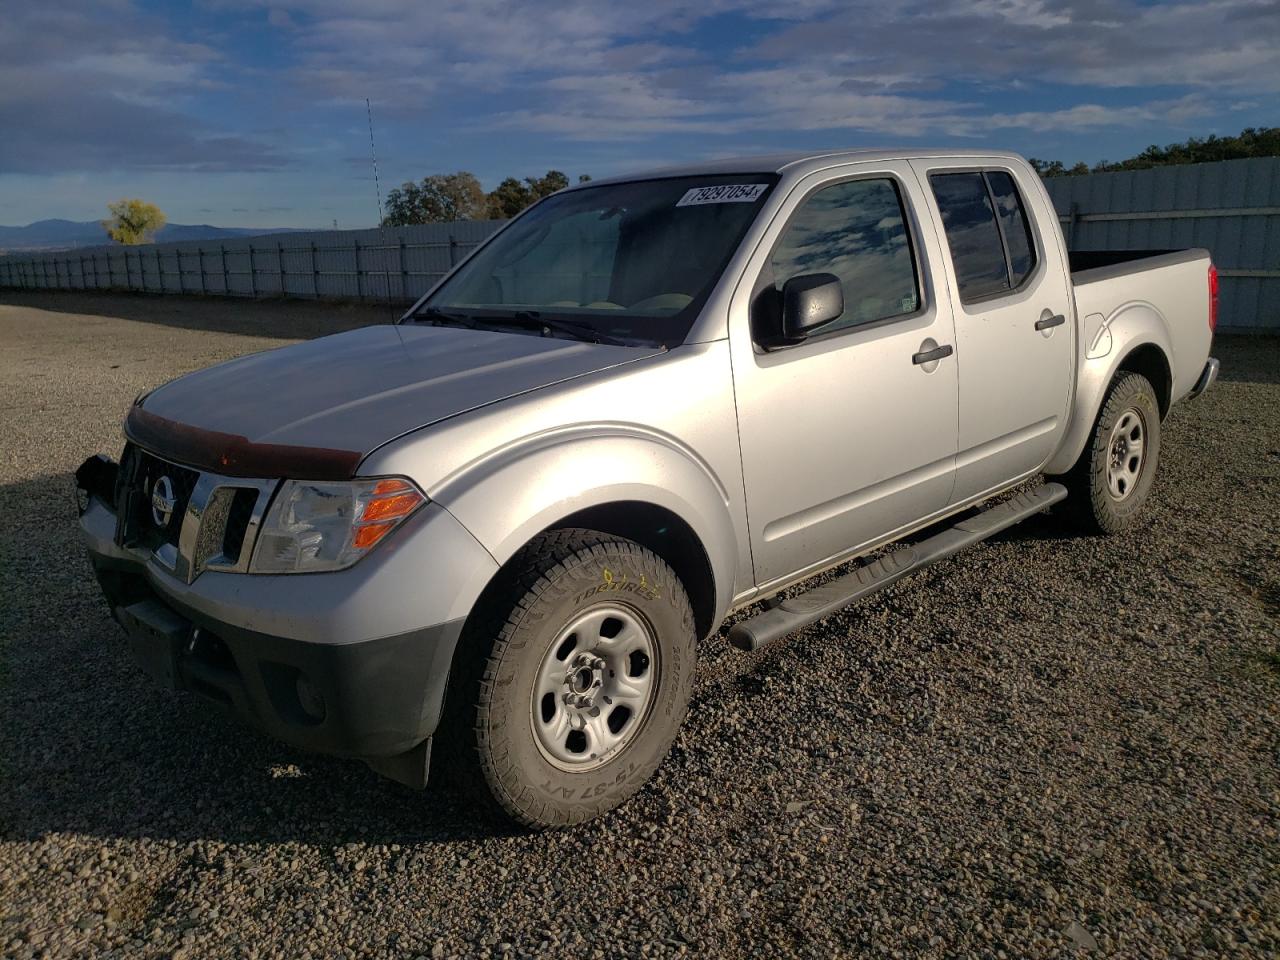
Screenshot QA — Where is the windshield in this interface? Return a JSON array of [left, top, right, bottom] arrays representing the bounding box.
[[415, 174, 777, 346]]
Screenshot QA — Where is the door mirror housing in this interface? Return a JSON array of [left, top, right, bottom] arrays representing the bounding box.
[[781, 273, 844, 340]]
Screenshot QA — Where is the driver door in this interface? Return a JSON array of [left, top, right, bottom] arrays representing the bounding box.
[[729, 163, 960, 588]]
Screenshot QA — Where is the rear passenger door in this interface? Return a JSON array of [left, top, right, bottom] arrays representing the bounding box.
[[910, 160, 1073, 504]]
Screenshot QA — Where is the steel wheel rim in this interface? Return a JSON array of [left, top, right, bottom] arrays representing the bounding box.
[[1106, 407, 1146, 501], [530, 604, 660, 772]]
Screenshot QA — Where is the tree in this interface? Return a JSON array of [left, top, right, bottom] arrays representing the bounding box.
[[103, 199, 166, 245], [384, 168, 590, 224], [1027, 158, 1088, 177], [484, 170, 576, 218], [525, 169, 569, 200], [484, 177, 532, 219], [1030, 126, 1280, 178], [383, 171, 487, 225]]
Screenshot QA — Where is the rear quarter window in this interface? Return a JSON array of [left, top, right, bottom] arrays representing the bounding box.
[[986, 171, 1037, 286]]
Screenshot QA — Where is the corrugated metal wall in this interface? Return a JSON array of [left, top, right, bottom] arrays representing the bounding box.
[[1043, 157, 1280, 332], [0, 220, 507, 303], [2, 158, 1276, 330]]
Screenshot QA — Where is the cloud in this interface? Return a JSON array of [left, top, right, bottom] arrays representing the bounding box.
[[233, 0, 1278, 146], [224, 1, 845, 106], [982, 95, 1216, 133], [748, 0, 1280, 93], [0, 2, 286, 174], [487, 72, 1213, 143], [0, 78, 287, 174], [5, 0, 1277, 187]]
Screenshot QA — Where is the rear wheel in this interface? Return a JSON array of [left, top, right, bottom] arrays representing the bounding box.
[[1053, 371, 1162, 534], [440, 529, 696, 828]]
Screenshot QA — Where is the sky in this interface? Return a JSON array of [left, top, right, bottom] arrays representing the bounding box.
[[1, 0, 1277, 229]]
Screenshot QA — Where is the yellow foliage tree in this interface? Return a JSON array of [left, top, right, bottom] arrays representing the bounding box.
[[102, 199, 167, 245]]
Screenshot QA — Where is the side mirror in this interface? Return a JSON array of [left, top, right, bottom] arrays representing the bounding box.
[[781, 273, 843, 340]]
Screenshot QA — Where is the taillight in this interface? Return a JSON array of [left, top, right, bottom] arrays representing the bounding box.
[[1208, 263, 1219, 333]]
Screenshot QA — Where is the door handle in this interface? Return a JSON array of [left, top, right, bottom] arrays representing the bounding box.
[[912, 343, 953, 365], [1035, 313, 1066, 331]]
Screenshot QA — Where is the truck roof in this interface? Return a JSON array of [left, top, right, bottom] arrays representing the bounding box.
[[574, 148, 1028, 189]]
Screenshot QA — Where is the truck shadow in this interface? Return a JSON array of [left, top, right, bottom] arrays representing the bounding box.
[[0, 468, 1078, 852], [0, 471, 506, 847]]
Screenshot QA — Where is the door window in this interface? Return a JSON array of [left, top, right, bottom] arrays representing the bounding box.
[[930, 171, 1039, 302], [766, 178, 920, 336]]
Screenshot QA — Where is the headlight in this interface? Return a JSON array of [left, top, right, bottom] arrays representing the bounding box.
[[250, 477, 426, 574]]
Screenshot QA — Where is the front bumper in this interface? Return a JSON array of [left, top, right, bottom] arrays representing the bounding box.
[[77, 457, 499, 783]]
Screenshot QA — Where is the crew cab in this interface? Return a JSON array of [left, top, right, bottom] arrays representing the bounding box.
[[77, 149, 1219, 827]]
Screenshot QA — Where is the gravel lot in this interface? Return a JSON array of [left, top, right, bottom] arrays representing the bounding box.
[[1, 290, 1277, 959]]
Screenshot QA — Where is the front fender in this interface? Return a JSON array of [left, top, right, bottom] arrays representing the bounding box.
[[427, 425, 739, 623], [1044, 301, 1173, 476]]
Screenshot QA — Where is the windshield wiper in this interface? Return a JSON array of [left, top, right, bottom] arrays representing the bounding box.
[[476, 310, 628, 347], [415, 306, 477, 329]]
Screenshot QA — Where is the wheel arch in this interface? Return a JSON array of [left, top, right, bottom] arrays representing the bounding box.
[[1115, 342, 1172, 419], [1045, 304, 1174, 476], [545, 501, 718, 642], [433, 431, 740, 639]]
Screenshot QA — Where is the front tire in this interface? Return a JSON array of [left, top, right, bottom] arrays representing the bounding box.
[[1054, 371, 1162, 534], [444, 529, 696, 828]]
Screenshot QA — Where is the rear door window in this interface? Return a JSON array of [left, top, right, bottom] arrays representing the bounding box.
[[929, 173, 1010, 302], [929, 170, 1040, 302]]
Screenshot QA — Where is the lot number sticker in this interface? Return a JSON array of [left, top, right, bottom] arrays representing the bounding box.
[[676, 184, 769, 206]]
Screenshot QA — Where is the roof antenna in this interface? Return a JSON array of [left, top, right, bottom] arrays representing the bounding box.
[[366, 97, 397, 322]]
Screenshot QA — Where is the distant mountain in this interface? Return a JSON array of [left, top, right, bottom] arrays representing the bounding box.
[[0, 219, 307, 253]]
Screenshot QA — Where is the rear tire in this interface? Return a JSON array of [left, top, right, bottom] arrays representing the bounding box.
[[439, 529, 696, 829], [1053, 371, 1162, 534]]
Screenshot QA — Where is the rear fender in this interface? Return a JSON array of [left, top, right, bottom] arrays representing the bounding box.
[[1044, 301, 1173, 476], [428, 426, 739, 624]]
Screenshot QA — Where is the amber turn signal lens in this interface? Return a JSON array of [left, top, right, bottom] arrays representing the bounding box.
[[361, 491, 423, 522], [352, 521, 397, 550], [371, 478, 413, 496], [350, 478, 425, 550]]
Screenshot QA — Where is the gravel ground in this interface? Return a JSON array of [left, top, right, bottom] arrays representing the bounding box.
[[1, 290, 1277, 960]]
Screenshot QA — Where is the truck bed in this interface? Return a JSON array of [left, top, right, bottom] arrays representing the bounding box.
[[1067, 246, 1214, 408], [1069, 248, 1199, 284]]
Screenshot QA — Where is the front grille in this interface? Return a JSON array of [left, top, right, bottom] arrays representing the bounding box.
[[118, 443, 200, 551], [115, 443, 274, 580]]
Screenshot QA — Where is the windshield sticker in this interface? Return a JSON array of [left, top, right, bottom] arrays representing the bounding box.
[[676, 184, 769, 207]]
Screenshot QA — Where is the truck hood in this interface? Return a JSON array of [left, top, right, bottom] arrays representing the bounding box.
[[133, 324, 662, 474]]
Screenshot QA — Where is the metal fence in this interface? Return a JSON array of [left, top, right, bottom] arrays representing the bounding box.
[[2, 157, 1276, 330], [0, 220, 505, 303], [1044, 156, 1280, 332]]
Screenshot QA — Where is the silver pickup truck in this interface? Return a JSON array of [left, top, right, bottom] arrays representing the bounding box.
[[77, 149, 1219, 827]]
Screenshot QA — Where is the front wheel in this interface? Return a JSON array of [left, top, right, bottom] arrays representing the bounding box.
[[1053, 371, 1162, 534], [443, 529, 697, 828]]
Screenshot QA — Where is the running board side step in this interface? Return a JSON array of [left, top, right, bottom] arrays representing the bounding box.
[[728, 483, 1068, 652]]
